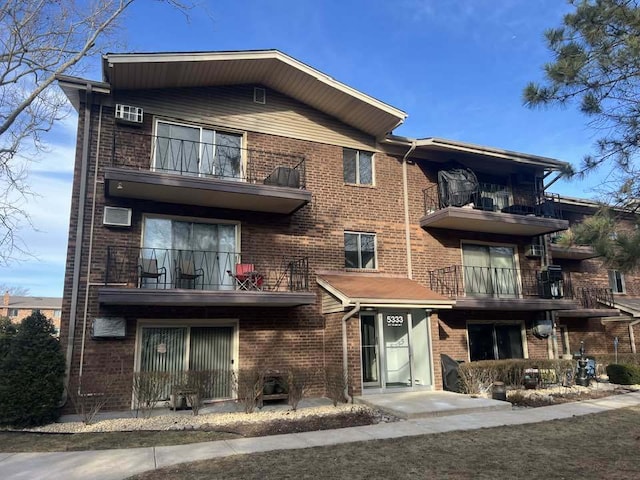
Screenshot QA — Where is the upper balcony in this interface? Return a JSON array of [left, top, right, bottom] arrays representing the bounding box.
[[428, 264, 578, 310], [104, 130, 311, 214], [548, 232, 598, 261], [420, 180, 569, 236], [98, 246, 315, 307]]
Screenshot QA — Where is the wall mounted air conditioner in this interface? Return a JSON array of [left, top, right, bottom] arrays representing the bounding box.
[[115, 104, 143, 125], [92, 317, 126, 339], [525, 244, 543, 258], [103, 206, 132, 227]]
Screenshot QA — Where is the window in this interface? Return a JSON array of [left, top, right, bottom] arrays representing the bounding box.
[[154, 120, 243, 179], [344, 232, 376, 269], [8, 308, 18, 317], [142, 216, 238, 290], [31, 309, 41, 314], [468, 323, 525, 361], [343, 148, 373, 185], [608, 270, 626, 294], [462, 244, 518, 297], [53, 309, 62, 318]]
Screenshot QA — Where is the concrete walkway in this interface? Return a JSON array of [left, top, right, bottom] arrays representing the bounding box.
[[3, 391, 640, 480]]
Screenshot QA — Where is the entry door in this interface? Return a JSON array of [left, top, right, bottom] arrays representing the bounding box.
[[382, 313, 412, 387]]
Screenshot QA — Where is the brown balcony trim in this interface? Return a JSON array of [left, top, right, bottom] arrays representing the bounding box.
[[549, 244, 598, 260], [104, 167, 311, 214], [454, 297, 579, 311], [556, 308, 620, 318], [419, 207, 569, 236], [98, 287, 316, 307]]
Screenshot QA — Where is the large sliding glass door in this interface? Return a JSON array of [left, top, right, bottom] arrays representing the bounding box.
[[154, 121, 243, 179], [142, 217, 237, 290], [139, 325, 234, 400], [462, 244, 518, 297], [468, 323, 524, 361]]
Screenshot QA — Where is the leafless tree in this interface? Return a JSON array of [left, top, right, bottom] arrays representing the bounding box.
[[0, 0, 200, 264], [0, 284, 30, 296]]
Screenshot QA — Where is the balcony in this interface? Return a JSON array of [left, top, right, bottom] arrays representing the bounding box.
[[98, 247, 315, 307], [548, 233, 598, 260], [104, 130, 311, 214], [420, 182, 568, 236], [428, 265, 578, 310], [557, 287, 619, 318]]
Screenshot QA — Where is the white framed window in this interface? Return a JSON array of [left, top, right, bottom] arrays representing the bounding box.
[[343, 148, 373, 185], [608, 270, 626, 294], [344, 232, 376, 269], [153, 119, 244, 179], [8, 308, 18, 317], [462, 243, 518, 297]]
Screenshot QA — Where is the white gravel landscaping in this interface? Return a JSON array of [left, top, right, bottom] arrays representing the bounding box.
[[25, 403, 369, 434]]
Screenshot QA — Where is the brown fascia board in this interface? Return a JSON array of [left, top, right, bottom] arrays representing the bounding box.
[[382, 135, 569, 171]]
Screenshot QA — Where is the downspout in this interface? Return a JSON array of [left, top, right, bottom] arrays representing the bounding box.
[[62, 84, 93, 405], [629, 319, 640, 354], [342, 302, 361, 403], [78, 103, 104, 388], [402, 141, 417, 279]]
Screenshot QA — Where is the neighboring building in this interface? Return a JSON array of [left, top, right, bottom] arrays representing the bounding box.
[[57, 50, 640, 411], [551, 197, 640, 357], [1, 292, 63, 334]]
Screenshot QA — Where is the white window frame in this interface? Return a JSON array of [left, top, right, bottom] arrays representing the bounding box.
[[608, 269, 626, 294], [460, 240, 522, 298], [152, 118, 246, 178], [133, 318, 239, 409], [344, 231, 377, 270], [343, 148, 375, 186]]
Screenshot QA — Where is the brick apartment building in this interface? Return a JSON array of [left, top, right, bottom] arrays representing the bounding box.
[[2, 292, 62, 334], [57, 50, 640, 410]]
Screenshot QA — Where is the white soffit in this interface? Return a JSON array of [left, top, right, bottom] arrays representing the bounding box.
[[102, 50, 407, 138]]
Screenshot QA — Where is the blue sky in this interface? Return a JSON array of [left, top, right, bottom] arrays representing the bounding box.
[[2, 0, 603, 297]]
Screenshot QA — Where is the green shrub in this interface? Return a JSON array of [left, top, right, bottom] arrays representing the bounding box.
[[0, 312, 65, 427], [606, 363, 640, 385]]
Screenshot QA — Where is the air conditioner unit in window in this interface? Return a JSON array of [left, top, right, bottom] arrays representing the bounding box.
[[115, 104, 143, 125], [525, 244, 543, 258], [103, 206, 132, 227]]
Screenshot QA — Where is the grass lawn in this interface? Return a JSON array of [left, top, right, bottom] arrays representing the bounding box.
[[130, 406, 640, 480], [0, 430, 239, 452]]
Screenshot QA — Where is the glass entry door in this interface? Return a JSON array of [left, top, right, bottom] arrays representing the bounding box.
[[382, 313, 412, 387], [360, 314, 380, 387]]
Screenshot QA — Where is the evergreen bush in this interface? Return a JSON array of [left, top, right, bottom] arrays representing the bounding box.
[[0, 312, 65, 427], [606, 363, 640, 385]]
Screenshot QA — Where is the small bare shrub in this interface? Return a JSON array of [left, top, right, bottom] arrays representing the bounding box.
[[324, 365, 348, 406], [458, 363, 497, 395], [233, 368, 264, 414], [132, 371, 171, 418], [66, 373, 124, 425], [182, 370, 221, 416], [285, 367, 316, 411]]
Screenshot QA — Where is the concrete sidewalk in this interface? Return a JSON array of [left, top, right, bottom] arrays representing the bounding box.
[[3, 391, 640, 480]]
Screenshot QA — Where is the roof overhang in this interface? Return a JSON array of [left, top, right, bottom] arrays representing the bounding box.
[[56, 74, 111, 111], [317, 273, 455, 310], [382, 135, 569, 171], [99, 50, 406, 138]]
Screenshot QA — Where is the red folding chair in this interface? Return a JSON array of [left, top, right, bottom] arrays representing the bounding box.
[[228, 263, 264, 290]]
